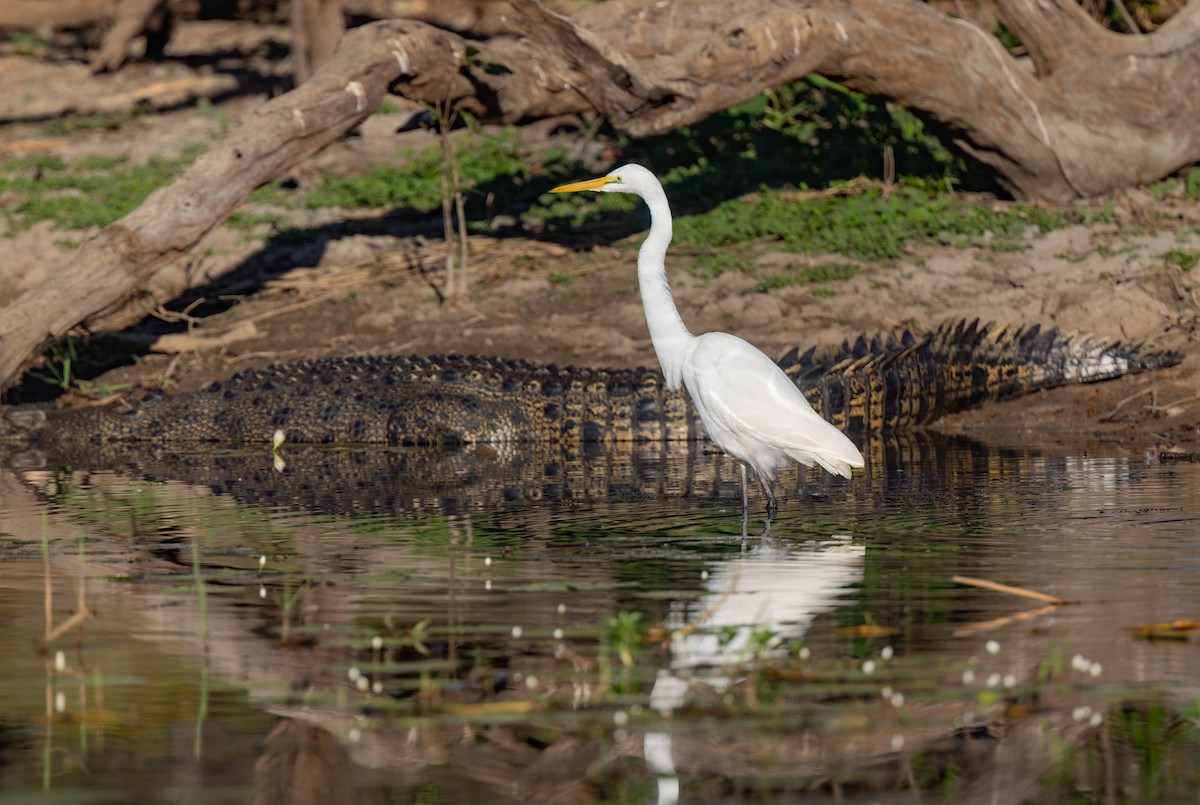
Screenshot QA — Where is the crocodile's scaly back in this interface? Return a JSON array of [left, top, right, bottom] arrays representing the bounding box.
[[783, 319, 1179, 432], [5, 319, 1181, 449]]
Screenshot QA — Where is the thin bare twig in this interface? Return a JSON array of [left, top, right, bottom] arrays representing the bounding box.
[[953, 575, 1064, 604]]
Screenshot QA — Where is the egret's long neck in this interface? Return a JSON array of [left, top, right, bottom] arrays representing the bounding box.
[[637, 184, 692, 391]]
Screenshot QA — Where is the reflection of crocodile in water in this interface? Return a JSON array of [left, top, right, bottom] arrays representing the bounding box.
[[1, 319, 1181, 450]]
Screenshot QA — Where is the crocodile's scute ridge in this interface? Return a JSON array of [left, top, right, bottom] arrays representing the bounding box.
[[4, 319, 1181, 448]]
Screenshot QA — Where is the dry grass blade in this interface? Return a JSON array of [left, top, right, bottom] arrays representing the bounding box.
[[953, 575, 1064, 604]]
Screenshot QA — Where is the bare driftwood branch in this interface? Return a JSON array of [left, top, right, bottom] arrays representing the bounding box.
[[0, 19, 539, 390], [509, 0, 1200, 201]]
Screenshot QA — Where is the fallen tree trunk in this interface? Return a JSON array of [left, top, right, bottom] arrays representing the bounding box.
[[0, 20, 505, 390], [4, 1, 1200, 390], [508, 0, 1200, 201]]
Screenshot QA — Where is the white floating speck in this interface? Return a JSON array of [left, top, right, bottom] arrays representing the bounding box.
[[557, 603, 567, 615], [484, 556, 492, 567], [355, 675, 369, 692], [1072, 705, 1092, 722], [54, 651, 65, 672], [272, 429, 285, 449], [612, 710, 629, 726], [348, 727, 362, 743], [525, 675, 539, 690], [1090, 712, 1104, 728], [890, 692, 905, 708], [881, 645, 894, 661], [259, 586, 267, 599], [891, 734, 905, 752], [1071, 654, 1088, 672], [371, 635, 383, 651], [881, 686, 893, 699], [863, 660, 876, 675], [258, 554, 267, 571], [372, 681, 383, 694], [553, 628, 564, 640], [798, 646, 811, 661], [485, 580, 492, 591], [985, 640, 1000, 655], [986, 673, 1001, 688], [701, 570, 709, 581], [1089, 662, 1102, 678], [511, 625, 523, 639], [962, 669, 976, 685], [55, 692, 65, 713], [347, 667, 361, 682]]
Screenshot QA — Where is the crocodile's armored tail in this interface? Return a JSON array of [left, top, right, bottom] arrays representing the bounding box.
[[3, 319, 1181, 450]]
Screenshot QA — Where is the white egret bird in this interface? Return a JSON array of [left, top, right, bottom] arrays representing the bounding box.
[[550, 164, 864, 515]]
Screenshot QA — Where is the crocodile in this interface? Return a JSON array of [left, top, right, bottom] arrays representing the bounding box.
[[1, 319, 1180, 451]]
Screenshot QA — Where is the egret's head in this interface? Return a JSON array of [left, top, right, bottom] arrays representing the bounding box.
[[549, 163, 657, 196]]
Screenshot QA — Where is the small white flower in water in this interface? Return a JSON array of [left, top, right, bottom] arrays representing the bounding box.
[[557, 603, 567, 615], [484, 556, 492, 567], [55, 692, 65, 713], [1090, 712, 1104, 728], [891, 734, 905, 752], [54, 651, 65, 672], [701, 570, 709, 581], [355, 675, 369, 692], [1003, 674, 1017, 688], [258, 555, 267, 572], [881, 686, 893, 699], [348, 667, 361, 682], [612, 710, 629, 726], [890, 692, 905, 708], [372, 681, 383, 694], [986, 673, 1001, 688], [962, 669, 976, 685], [371, 635, 383, 651], [525, 675, 539, 690], [1089, 662, 1103, 678], [1071, 654, 1088, 672], [272, 429, 286, 450], [348, 727, 362, 744], [1073, 705, 1092, 722], [511, 625, 523, 639], [881, 645, 894, 661], [798, 646, 811, 661], [862, 660, 877, 675], [553, 628, 564, 640], [485, 580, 492, 591], [273, 453, 286, 473], [259, 585, 267, 599], [985, 640, 1000, 655]]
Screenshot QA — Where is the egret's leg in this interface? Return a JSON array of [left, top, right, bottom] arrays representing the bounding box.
[[759, 475, 777, 520], [739, 463, 748, 513]]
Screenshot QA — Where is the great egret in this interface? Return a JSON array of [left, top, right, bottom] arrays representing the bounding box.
[[550, 164, 864, 515]]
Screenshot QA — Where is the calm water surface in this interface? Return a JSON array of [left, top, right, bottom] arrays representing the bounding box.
[[0, 435, 1197, 804]]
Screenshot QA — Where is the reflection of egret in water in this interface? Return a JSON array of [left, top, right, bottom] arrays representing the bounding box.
[[645, 536, 865, 804]]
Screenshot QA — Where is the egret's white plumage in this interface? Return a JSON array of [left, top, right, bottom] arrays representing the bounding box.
[[551, 164, 864, 512]]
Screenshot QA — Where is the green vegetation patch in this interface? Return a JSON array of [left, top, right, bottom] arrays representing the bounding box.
[[0, 148, 202, 232], [304, 129, 528, 213], [752, 263, 859, 293], [1161, 248, 1200, 272], [672, 185, 1086, 262]]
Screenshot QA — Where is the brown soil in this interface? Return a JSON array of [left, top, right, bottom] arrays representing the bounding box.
[[2, 26, 1199, 458]]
